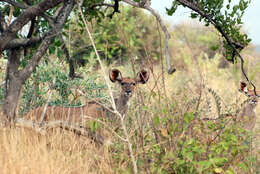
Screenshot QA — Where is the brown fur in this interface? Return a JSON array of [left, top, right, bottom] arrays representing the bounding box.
[[24, 69, 149, 122], [191, 81, 259, 144], [23, 69, 149, 144], [238, 81, 259, 130], [24, 102, 106, 125]]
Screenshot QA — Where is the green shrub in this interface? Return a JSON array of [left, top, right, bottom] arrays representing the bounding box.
[[20, 60, 107, 115]]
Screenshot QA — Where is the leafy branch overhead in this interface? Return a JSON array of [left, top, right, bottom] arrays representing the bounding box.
[[167, 0, 251, 63], [166, 0, 257, 94]]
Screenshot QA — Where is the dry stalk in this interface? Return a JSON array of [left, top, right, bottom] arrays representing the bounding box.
[[156, 20, 168, 102], [83, 115, 127, 142], [39, 59, 57, 124], [77, 3, 138, 174]]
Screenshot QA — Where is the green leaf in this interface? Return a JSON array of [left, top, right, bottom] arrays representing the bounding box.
[[238, 162, 248, 172], [49, 45, 56, 54], [186, 152, 193, 161], [226, 168, 235, 174], [197, 160, 211, 172], [154, 115, 160, 126], [190, 13, 198, 18], [184, 112, 194, 124]]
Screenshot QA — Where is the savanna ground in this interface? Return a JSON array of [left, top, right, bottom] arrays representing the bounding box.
[[0, 8, 260, 174]]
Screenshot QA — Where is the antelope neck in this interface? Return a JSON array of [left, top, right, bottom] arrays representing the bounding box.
[[115, 93, 131, 115]]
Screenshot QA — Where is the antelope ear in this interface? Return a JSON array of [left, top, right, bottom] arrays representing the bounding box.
[[136, 69, 149, 84], [239, 81, 248, 93], [109, 69, 123, 83]]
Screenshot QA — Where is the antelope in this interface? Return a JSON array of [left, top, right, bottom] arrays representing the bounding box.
[[238, 81, 259, 130], [23, 69, 149, 143], [190, 81, 259, 145]]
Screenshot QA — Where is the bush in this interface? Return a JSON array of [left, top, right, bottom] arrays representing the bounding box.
[[20, 59, 107, 115]]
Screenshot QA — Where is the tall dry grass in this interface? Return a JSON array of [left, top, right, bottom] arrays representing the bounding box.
[[0, 127, 116, 174]]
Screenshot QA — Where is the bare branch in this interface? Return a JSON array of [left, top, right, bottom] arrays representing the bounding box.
[[19, 0, 75, 81], [16, 118, 85, 135], [4, 36, 42, 49], [0, 0, 62, 52], [122, 0, 176, 74], [39, 59, 56, 125], [2, 0, 29, 9]]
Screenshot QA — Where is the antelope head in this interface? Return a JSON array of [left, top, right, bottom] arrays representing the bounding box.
[[109, 69, 149, 98], [238, 81, 259, 130], [239, 81, 260, 105]]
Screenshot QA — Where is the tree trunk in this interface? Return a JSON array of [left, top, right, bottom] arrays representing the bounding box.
[[2, 49, 23, 122], [0, 0, 75, 124], [2, 77, 23, 122]]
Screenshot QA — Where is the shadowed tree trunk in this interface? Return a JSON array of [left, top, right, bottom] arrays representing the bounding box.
[[0, 0, 76, 122], [2, 49, 23, 121]]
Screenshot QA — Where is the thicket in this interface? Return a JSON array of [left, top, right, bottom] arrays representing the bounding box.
[[0, 5, 259, 174]]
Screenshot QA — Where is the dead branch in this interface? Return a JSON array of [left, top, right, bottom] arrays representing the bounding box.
[[16, 118, 85, 135], [16, 115, 126, 143], [122, 0, 176, 74]]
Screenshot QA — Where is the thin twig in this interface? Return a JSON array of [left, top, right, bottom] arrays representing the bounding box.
[[39, 59, 56, 125], [122, 0, 176, 74], [83, 115, 127, 142], [156, 20, 168, 101], [76, 89, 115, 114], [77, 3, 138, 174]]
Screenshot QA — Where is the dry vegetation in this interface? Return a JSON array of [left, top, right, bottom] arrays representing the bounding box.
[[0, 126, 115, 174], [1, 52, 259, 173], [0, 18, 260, 173]]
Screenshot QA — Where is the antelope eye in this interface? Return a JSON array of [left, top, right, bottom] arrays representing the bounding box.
[[121, 82, 126, 85], [132, 82, 136, 86]]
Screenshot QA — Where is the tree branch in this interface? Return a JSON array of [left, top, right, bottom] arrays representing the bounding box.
[[0, 11, 7, 32], [176, 0, 257, 96], [16, 118, 86, 136], [108, 0, 120, 18], [19, 0, 75, 81], [1, 0, 29, 9], [58, 34, 82, 79], [90, 3, 114, 9], [16, 117, 123, 144], [0, 0, 62, 52], [4, 36, 42, 49], [122, 0, 176, 74], [42, 13, 81, 79]]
